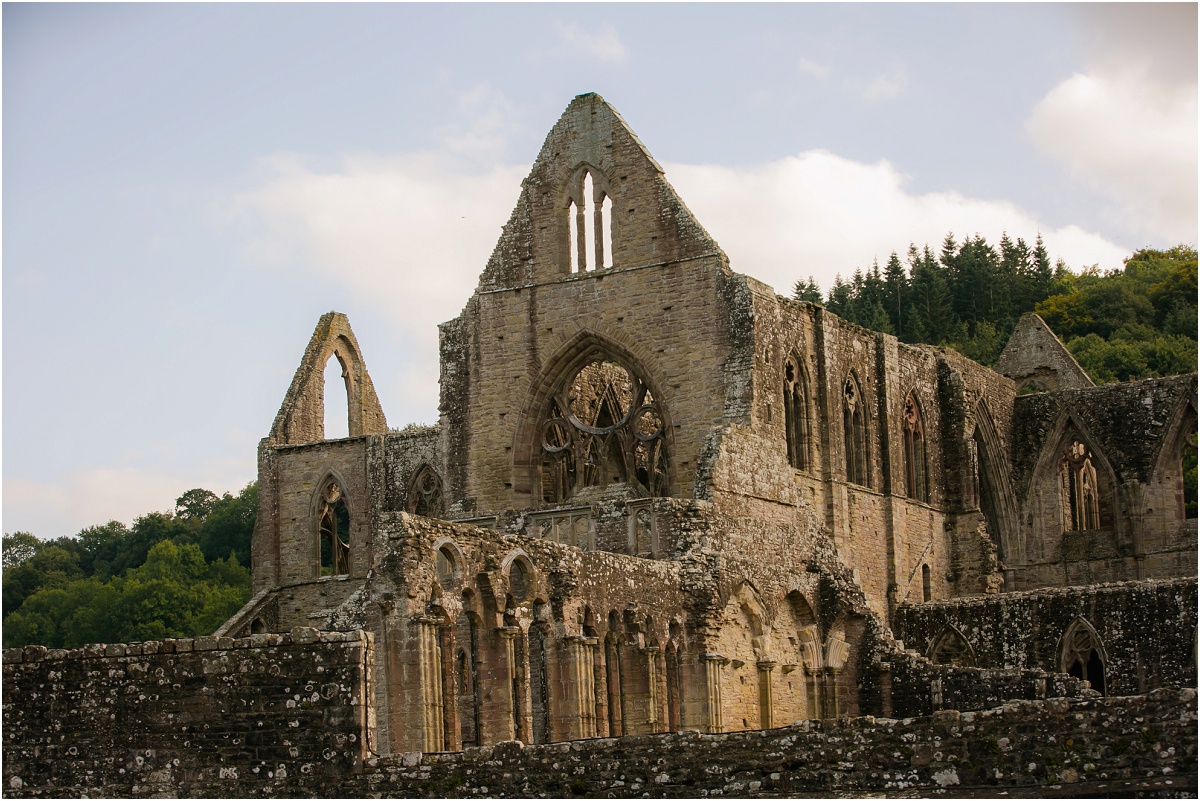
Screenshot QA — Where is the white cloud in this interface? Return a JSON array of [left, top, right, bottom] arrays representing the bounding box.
[[664, 151, 1130, 293], [859, 68, 908, 101], [230, 143, 1129, 373], [544, 21, 628, 65], [1025, 5, 1197, 244], [797, 57, 832, 80], [1026, 73, 1196, 244], [4, 459, 255, 538], [232, 151, 525, 334]]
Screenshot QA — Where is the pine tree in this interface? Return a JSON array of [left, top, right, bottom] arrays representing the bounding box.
[[884, 251, 908, 337]]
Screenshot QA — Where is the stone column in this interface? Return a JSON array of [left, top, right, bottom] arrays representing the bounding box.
[[415, 616, 445, 752], [593, 638, 609, 738], [561, 636, 599, 740], [701, 653, 727, 733], [439, 625, 460, 751], [498, 626, 523, 742], [757, 660, 776, 730], [644, 645, 661, 733]]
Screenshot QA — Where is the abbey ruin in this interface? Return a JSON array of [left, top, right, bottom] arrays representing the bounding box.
[[4, 93, 1196, 797]]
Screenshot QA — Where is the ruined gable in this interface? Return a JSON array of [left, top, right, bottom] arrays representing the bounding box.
[[995, 312, 1095, 392], [477, 93, 726, 292], [269, 311, 387, 445]]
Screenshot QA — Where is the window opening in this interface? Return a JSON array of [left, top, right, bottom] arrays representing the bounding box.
[[408, 465, 445, 518], [1061, 621, 1106, 695], [965, 437, 980, 510], [566, 167, 612, 273], [1058, 439, 1104, 531], [436, 546, 456, 589], [1182, 430, 1197, 519], [632, 507, 653, 556], [601, 195, 613, 269], [569, 199, 580, 273], [784, 359, 810, 471], [508, 559, 529, 602], [903, 393, 928, 501], [921, 564, 932, 602], [318, 482, 350, 576], [843, 376, 869, 487], [583, 171, 596, 272], [929, 627, 975, 667], [538, 359, 669, 504], [323, 355, 349, 440]]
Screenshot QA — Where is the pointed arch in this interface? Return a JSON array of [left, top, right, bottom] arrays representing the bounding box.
[[310, 470, 353, 577], [270, 313, 387, 445], [927, 625, 976, 667], [1058, 617, 1107, 695], [903, 390, 929, 501], [407, 464, 446, 518], [1027, 409, 1122, 562], [1150, 399, 1198, 521], [784, 355, 812, 471], [512, 330, 675, 506], [842, 371, 870, 487], [971, 401, 1019, 564]]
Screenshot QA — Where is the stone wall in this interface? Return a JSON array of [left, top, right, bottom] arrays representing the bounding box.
[[2, 629, 373, 797], [345, 689, 1194, 799], [893, 578, 1199, 697], [7, 672, 1192, 798]]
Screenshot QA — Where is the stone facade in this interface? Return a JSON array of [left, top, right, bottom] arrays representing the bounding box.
[[4, 93, 1196, 796], [228, 94, 1199, 754]]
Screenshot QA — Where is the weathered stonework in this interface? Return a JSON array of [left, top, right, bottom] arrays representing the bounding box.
[[2, 629, 373, 796], [4, 93, 1196, 797]]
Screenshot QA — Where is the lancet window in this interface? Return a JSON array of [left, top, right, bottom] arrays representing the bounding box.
[[538, 359, 669, 504], [843, 375, 870, 487], [1059, 439, 1103, 531], [784, 358, 810, 471], [1181, 428, 1197, 520], [317, 482, 350, 576], [566, 167, 613, 273], [903, 392, 928, 501]]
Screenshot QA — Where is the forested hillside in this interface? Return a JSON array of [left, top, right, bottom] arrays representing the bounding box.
[[797, 237, 1197, 382], [2, 485, 256, 648]]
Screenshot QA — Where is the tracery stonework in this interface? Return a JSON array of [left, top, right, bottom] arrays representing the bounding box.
[[538, 359, 669, 504]]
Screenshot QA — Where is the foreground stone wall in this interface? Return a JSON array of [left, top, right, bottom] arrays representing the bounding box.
[[2, 629, 373, 797], [6, 677, 1192, 797]]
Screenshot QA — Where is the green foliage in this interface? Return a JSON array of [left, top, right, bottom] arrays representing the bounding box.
[[792, 276, 823, 304], [806, 238, 1195, 378], [2, 483, 256, 648]]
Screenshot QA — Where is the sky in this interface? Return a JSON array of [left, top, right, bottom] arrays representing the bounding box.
[[4, 2, 1197, 539]]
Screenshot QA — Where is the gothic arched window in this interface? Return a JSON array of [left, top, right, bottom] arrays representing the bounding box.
[[1059, 439, 1104, 531], [843, 375, 870, 487], [1060, 619, 1106, 695], [538, 358, 669, 504], [317, 481, 350, 576], [566, 167, 613, 273], [784, 357, 810, 471], [903, 392, 928, 502], [407, 465, 445, 518], [929, 626, 975, 667]]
